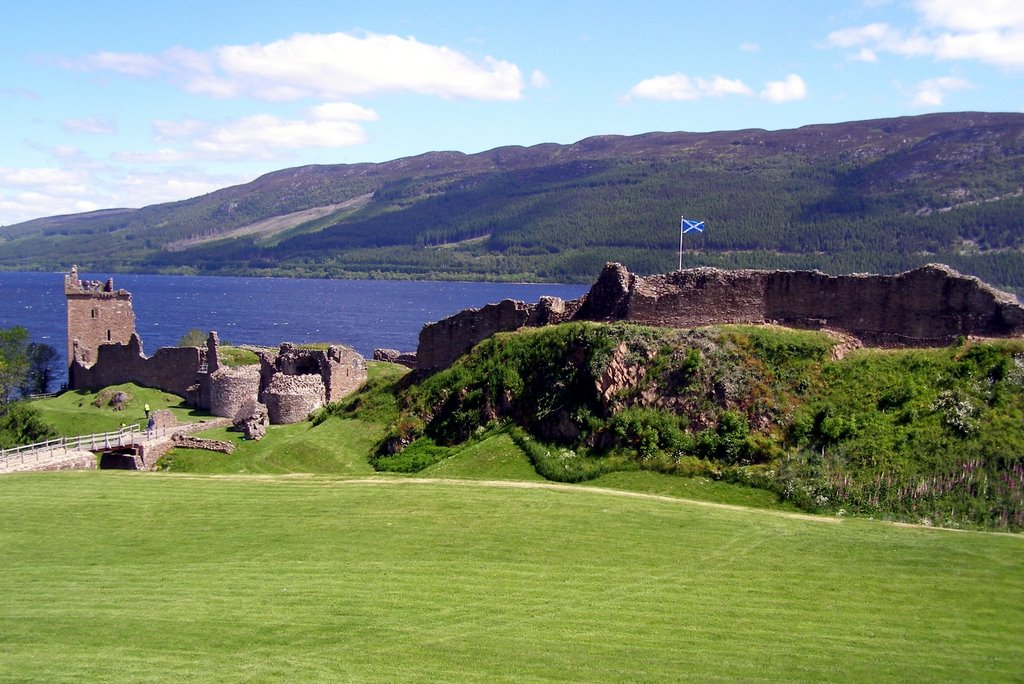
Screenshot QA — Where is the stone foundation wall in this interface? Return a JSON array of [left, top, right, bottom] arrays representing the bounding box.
[[416, 262, 1024, 371], [33, 452, 97, 472], [170, 433, 235, 454]]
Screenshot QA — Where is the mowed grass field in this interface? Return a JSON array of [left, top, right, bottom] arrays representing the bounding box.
[[1, 472, 1022, 682]]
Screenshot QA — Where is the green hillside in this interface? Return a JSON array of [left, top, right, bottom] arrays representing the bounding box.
[[2, 112, 1023, 291], [331, 324, 1024, 530]]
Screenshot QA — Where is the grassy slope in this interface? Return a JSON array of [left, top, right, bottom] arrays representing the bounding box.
[[379, 323, 1024, 528], [0, 473, 1021, 682], [158, 418, 380, 475], [29, 383, 207, 436], [419, 432, 545, 482]]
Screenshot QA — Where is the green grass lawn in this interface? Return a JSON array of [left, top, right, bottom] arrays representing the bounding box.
[[587, 470, 803, 512], [1, 472, 1021, 682]]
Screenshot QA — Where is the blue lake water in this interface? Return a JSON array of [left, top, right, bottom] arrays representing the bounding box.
[[1, 271, 588, 379]]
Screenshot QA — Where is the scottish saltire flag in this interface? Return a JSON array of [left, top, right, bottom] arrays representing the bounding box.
[[681, 218, 705, 234]]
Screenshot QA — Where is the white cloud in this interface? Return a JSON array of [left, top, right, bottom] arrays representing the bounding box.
[[530, 69, 551, 88], [628, 74, 753, 101], [192, 115, 367, 158], [64, 31, 527, 102], [153, 118, 209, 142], [706, 76, 754, 97], [0, 166, 94, 224], [64, 50, 166, 76], [825, 1, 1024, 67], [827, 22, 900, 48], [308, 102, 378, 122], [629, 72, 806, 104], [63, 117, 117, 135], [915, 0, 1024, 32], [112, 148, 192, 163], [137, 103, 381, 161], [760, 74, 808, 103], [739, 42, 761, 53], [910, 75, 972, 106], [0, 157, 244, 225], [0, 166, 84, 191], [113, 172, 230, 205]]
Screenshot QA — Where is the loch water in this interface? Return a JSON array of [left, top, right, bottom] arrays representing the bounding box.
[[1, 271, 587, 375]]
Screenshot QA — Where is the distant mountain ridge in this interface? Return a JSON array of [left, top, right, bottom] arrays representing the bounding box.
[[2, 111, 1023, 291]]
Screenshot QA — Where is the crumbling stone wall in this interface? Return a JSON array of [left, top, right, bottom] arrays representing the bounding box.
[[416, 262, 1024, 371], [373, 348, 418, 368], [262, 373, 327, 424], [70, 334, 205, 400], [251, 343, 366, 424], [63, 268, 369, 426], [416, 297, 578, 371], [170, 433, 235, 454], [323, 344, 367, 400], [65, 265, 137, 372], [762, 265, 1024, 346], [208, 366, 261, 421]]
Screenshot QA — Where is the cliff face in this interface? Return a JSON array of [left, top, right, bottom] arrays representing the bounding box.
[[415, 263, 1024, 371]]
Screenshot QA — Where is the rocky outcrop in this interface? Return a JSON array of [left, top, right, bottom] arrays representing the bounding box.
[[416, 262, 1024, 371]]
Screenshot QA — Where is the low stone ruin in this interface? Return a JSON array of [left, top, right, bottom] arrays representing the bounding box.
[[416, 262, 1024, 372], [235, 401, 269, 441], [373, 348, 417, 368], [170, 432, 235, 454], [262, 373, 326, 424], [209, 365, 261, 420], [201, 340, 369, 425], [67, 325, 367, 427]]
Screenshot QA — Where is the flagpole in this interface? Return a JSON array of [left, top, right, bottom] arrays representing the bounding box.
[[678, 216, 684, 271]]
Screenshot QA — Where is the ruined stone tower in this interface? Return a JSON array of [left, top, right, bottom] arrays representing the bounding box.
[[64, 265, 137, 371]]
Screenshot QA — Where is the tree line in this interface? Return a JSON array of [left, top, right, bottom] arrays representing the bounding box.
[[0, 327, 62, 449]]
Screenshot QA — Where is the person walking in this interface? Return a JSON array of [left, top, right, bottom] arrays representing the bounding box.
[[146, 413, 155, 438], [144, 403, 151, 420]]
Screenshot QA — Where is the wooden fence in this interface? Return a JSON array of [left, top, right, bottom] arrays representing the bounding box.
[[0, 423, 145, 471]]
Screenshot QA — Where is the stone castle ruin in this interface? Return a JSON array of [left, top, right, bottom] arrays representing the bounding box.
[[65, 265, 137, 369], [65, 267, 366, 424], [65, 262, 1024, 418], [416, 262, 1024, 371]]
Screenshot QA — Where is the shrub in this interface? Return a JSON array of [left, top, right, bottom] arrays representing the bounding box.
[[931, 389, 979, 436], [370, 436, 450, 473], [607, 408, 687, 461], [0, 403, 58, 448]]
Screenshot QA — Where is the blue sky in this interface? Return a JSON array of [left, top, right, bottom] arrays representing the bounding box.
[[2, 0, 1022, 226]]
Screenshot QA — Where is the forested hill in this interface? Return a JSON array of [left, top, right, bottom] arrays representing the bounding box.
[[2, 111, 1023, 291]]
